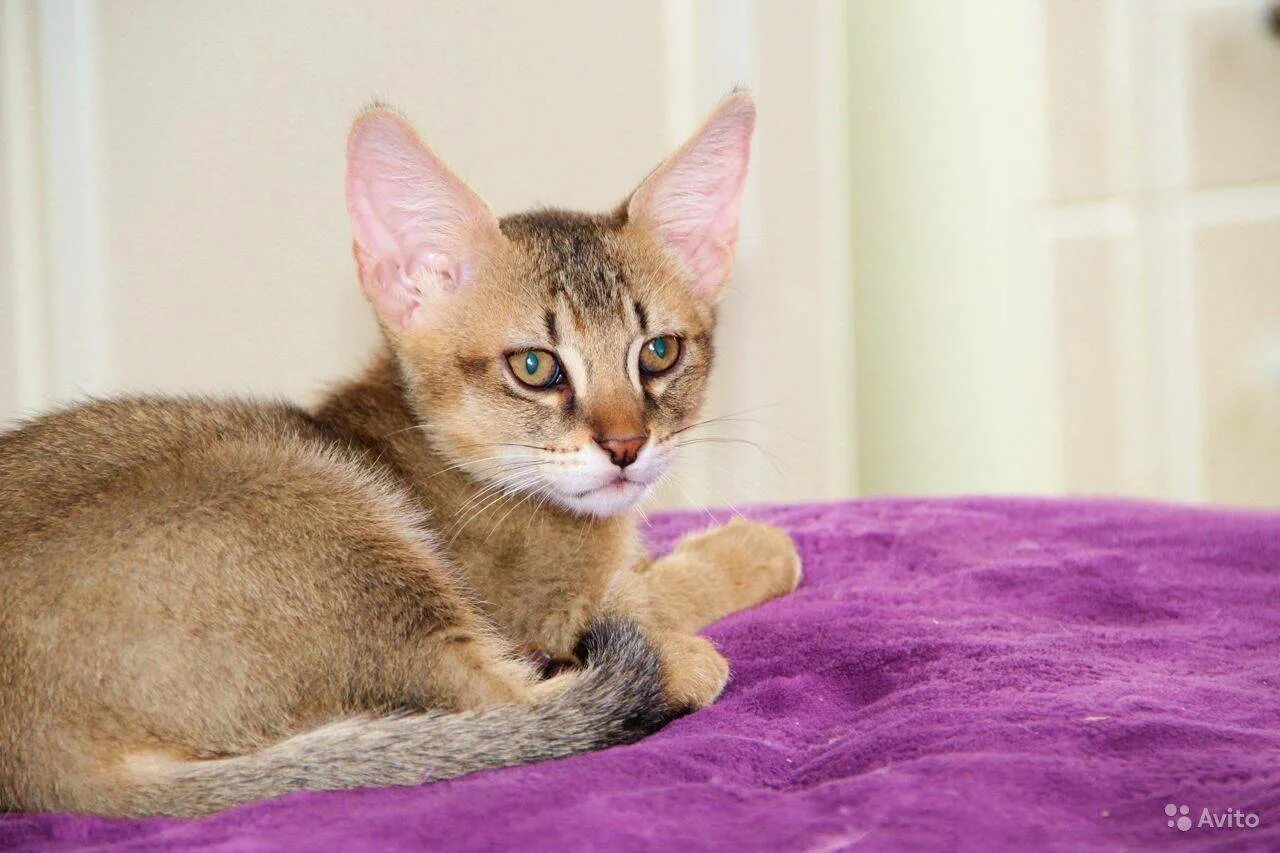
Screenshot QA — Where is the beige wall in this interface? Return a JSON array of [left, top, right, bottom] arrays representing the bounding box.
[[846, 0, 1279, 508], [2, 0, 1276, 508], [1044, 0, 1280, 507], [98, 0, 670, 402], [0, 0, 856, 510], [0, 2, 45, 419]]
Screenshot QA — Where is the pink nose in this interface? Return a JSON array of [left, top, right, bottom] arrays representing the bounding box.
[[595, 435, 646, 469]]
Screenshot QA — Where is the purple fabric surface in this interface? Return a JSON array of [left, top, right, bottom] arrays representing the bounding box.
[[3, 497, 1279, 851]]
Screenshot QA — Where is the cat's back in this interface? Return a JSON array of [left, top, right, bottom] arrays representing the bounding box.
[[0, 395, 351, 555], [0, 393, 469, 801]]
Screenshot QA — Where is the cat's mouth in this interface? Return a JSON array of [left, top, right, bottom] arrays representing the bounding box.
[[494, 442, 669, 518], [569, 475, 644, 498], [557, 479, 648, 519], [552, 468, 660, 518]]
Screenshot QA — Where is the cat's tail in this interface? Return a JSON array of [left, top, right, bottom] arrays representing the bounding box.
[[120, 617, 677, 817]]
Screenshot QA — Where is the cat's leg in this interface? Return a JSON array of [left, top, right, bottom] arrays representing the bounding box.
[[606, 519, 801, 709], [629, 518, 802, 635]]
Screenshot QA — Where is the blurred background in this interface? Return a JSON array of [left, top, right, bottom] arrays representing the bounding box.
[[1, 0, 1276, 509]]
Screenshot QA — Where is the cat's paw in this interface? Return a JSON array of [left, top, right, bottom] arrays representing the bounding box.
[[661, 633, 730, 711], [674, 517, 803, 611]]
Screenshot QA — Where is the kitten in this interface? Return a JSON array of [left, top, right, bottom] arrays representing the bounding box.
[[0, 93, 801, 818]]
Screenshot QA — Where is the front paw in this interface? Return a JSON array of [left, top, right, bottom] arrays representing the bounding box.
[[661, 633, 730, 710], [675, 518, 803, 609]]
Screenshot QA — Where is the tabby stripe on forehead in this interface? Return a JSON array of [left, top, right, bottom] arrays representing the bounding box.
[[549, 278, 588, 331], [545, 310, 558, 345], [632, 300, 648, 334]]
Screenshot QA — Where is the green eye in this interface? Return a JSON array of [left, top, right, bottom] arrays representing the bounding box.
[[639, 335, 681, 376], [507, 349, 563, 388]]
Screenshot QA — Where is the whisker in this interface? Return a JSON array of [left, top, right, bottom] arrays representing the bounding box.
[[523, 486, 557, 536], [665, 415, 763, 439], [695, 453, 775, 506], [663, 403, 784, 440], [382, 423, 434, 440], [669, 436, 787, 478], [446, 472, 543, 545], [665, 469, 718, 526], [486, 483, 552, 544], [430, 456, 518, 477], [675, 465, 748, 522], [453, 441, 554, 453], [450, 465, 547, 518], [448, 466, 544, 519], [429, 455, 548, 480]]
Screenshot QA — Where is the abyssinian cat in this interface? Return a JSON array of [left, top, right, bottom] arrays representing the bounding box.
[[0, 92, 801, 817]]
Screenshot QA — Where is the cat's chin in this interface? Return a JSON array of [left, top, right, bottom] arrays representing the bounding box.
[[552, 479, 652, 519]]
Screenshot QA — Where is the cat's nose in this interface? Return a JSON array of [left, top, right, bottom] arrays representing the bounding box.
[[595, 435, 646, 469]]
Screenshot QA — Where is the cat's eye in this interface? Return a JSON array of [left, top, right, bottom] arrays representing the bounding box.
[[639, 335, 681, 376], [507, 349, 564, 389]]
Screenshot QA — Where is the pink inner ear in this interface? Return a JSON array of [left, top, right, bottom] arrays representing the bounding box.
[[345, 109, 494, 327], [629, 95, 755, 301], [364, 256, 421, 328]]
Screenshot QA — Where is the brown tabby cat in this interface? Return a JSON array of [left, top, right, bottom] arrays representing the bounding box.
[[0, 93, 801, 818]]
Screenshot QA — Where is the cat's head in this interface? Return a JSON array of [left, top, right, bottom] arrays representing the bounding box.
[[344, 94, 754, 517]]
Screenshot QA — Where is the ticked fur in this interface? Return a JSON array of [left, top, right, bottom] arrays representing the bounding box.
[[0, 93, 801, 817]]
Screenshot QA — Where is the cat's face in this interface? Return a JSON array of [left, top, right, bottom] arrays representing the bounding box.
[[345, 95, 754, 517], [393, 212, 716, 517]]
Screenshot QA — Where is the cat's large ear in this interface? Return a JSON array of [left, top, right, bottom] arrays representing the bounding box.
[[627, 92, 755, 303], [346, 107, 502, 329]]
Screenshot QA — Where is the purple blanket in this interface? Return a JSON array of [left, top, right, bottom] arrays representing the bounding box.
[[4, 498, 1279, 850]]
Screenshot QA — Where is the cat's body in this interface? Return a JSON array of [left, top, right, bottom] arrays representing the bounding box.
[[0, 95, 801, 817]]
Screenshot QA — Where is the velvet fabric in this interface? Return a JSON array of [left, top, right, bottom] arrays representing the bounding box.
[[4, 498, 1278, 850]]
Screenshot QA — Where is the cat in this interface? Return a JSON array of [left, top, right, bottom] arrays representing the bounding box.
[[0, 92, 801, 818]]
